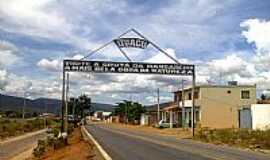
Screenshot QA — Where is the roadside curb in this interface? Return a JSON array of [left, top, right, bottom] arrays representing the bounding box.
[[81, 126, 112, 160]]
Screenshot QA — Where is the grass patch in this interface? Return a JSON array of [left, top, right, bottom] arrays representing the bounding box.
[[195, 128, 270, 150], [0, 118, 61, 140]]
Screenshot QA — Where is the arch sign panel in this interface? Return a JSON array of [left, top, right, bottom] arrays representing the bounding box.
[[64, 60, 194, 76], [113, 38, 149, 49]]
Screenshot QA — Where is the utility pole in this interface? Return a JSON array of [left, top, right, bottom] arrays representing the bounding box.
[[23, 92, 26, 119], [44, 101, 46, 127], [0, 90, 2, 109], [181, 79, 185, 128], [191, 70, 196, 137], [157, 88, 160, 123], [61, 65, 66, 133], [64, 73, 69, 134], [130, 93, 133, 102], [72, 99, 75, 116], [125, 101, 128, 124]]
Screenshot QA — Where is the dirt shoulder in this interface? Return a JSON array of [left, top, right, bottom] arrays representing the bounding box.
[[28, 127, 104, 160]]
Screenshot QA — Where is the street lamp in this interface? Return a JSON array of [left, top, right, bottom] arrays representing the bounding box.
[[0, 88, 3, 111]]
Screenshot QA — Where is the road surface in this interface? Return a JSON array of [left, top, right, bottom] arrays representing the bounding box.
[[0, 130, 47, 160], [85, 124, 270, 160]]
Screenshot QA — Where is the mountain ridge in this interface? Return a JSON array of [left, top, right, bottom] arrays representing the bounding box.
[[0, 94, 115, 114]]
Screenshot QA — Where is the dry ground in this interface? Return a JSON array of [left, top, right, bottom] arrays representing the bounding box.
[[28, 128, 104, 160]]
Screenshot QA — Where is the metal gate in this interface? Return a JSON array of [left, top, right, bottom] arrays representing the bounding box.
[[239, 108, 252, 129]]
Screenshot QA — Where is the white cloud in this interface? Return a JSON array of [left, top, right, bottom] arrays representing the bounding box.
[[190, 19, 270, 89], [145, 48, 189, 64], [37, 59, 60, 72], [37, 54, 84, 72], [240, 19, 270, 73], [2, 3, 270, 103], [1, 70, 61, 99], [0, 70, 8, 90], [130, 0, 238, 54], [208, 54, 247, 75], [241, 19, 270, 53], [0, 0, 239, 53], [145, 95, 172, 104], [0, 0, 96, 49], [0, 41, 19, 66]]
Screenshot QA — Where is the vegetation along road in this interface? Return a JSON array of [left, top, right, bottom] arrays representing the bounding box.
[[85, 124, 270, 160]]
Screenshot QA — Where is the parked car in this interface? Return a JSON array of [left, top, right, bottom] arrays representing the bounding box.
[[155, 120, 177, 128]]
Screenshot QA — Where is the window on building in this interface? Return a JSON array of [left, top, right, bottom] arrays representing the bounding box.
[[188, 93, 192, 100], [241, 90, 250, 99], [195, 110, 200, 122], [194, 92, 199, 99], [174, 93, 183, 102], [186, 92, 199, 100], [174, 94, 178, 102]]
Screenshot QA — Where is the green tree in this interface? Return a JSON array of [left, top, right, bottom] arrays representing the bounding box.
[[129, 102, 145, 121], [78, 94, 91, 117], [113, 100, 145, 123], [68, 97, 78, 115], [261, 94, 266, 100], [69, 94, 91, 118]]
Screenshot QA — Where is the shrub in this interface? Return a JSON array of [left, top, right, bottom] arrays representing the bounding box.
[[52, 128, 60, 137], [4, 122, 19, 136], [195, 128, 270, 149], [33, 139, 46, 158]]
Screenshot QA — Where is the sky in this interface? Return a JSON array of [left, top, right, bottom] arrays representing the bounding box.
[[0, 0, 270, 105]]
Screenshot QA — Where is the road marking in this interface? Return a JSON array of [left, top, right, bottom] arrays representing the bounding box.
[[97, 125, 232, 160], [82, 126, 112, 160]]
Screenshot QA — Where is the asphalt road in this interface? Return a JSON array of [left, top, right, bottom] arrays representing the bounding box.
[[0, 130, 46, 160], [85, 124, 270, 160]]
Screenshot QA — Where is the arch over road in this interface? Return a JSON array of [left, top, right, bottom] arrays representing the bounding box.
[[61, 29, 196, 136]]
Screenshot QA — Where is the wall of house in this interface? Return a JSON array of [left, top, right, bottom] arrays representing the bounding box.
[[140, 113, 149, 126], [148, 112, 158, 126], [199, 86, 256, 128], [251, 104, 270, 130]]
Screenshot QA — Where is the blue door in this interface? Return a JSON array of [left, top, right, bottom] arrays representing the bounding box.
[[239, 108, 252, 129]]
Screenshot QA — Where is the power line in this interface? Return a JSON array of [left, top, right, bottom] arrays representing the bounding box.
[[80, 28, 182, 65], [80, 29, 133, 60]]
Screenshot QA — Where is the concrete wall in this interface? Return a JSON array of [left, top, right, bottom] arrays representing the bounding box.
[[199, 86, 256, 128], [251, 104, 270, 130], [140, 113, 149, 126]]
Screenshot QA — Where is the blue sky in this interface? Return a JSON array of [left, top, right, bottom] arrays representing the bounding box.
[[0, 0, 270, 104]]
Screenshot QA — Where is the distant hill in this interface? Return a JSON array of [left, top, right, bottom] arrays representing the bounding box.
[[145, 102, 173, 112], [91, 103, 115, 112], [0, 94, 114, 114]]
